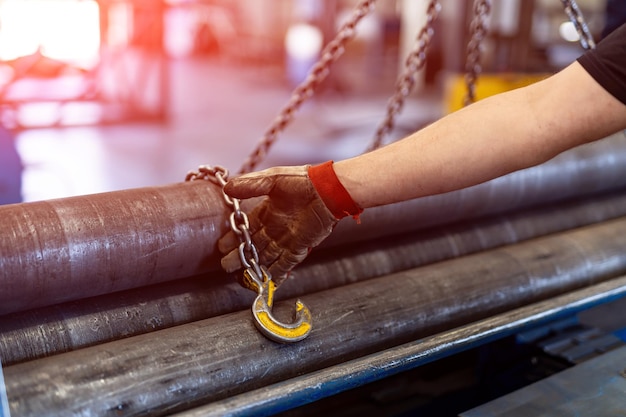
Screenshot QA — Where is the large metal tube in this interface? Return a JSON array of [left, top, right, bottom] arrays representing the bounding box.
[[0, 181, 230, 315], [5, 216, 626, 417], [173, 275, 626, 417], [0, 132, 625, 315], [2, 190, 626, 366]]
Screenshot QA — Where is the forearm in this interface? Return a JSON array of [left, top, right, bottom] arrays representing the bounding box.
[[334, 62, 626, 208]]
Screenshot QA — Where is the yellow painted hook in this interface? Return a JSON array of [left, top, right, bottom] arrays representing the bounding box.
[[242, 266, 312, 343]]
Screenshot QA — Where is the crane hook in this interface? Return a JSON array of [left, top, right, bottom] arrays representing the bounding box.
[[242, 264, 312, 343]]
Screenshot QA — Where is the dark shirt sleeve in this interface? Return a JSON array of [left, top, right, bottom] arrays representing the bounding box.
[[577, 23, 626, 105]]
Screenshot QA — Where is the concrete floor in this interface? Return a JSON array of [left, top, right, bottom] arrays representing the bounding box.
[[14, 57, 443, 203]]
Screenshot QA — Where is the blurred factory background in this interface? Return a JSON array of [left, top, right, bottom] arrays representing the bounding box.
[[0, 0, 612, 203]]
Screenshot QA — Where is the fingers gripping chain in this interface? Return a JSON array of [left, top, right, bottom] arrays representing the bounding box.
[[186, 165, 313, 343], [186, 165, 260, 271]]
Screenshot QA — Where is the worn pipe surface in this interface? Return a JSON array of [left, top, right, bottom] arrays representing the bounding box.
[[6, 216, 626, 416], [172, 275, 626, 417], [2, 190, 626, 365], [0, 181, 229, 315], [1, 133, 625, 315]]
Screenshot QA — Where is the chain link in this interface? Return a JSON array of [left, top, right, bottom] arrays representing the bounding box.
[[560, 0, 596, 50], [464, 0, 491, 107], [186, 165, 263, 279], [238, 0, 377, 174], [365, 0, 441, 152]]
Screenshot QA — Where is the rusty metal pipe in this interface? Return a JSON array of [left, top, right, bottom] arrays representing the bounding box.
[[1, 132, 625, 315], [2, 190, 626, 366], [0, 181, 229, 315], [173, 275, 626, 417], [6, 216, 626, 416]]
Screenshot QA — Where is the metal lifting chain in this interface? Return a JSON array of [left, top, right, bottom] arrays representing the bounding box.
[[185, 165, 262, 278], [463, 0, 592, 107], [365, 0, 441, 153], [464, 0, 491, 107], [560, 0, 596, 50], [184, 3, 381, 338], [185, 165, 312, 343], [238, 0, 378, 175]]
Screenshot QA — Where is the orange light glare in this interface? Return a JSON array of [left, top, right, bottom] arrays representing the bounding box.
[[0, 0, 100, 68]]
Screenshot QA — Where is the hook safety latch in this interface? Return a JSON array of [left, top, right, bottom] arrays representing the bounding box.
[[242, 265, 312, 343]]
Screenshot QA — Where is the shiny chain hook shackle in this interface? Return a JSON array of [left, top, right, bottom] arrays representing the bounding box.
[[186, 165, 313, 343], [561, 0, 596, 50], [238, 0, 377, 174], [366, 0, 441, 152]]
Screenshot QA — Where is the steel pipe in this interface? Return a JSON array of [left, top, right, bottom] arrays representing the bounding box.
[[172, 275, 626, 417], [2, 190, 626, 365], [5, 216, 626, 416], [0, 132, 625, 315], [0, 181, 230, 315]]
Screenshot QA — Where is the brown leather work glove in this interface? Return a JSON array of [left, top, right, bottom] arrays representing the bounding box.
[[218, 161, 362, 287]]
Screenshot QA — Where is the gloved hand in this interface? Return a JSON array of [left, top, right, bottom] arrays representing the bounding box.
[[218, 161, 362, 287]]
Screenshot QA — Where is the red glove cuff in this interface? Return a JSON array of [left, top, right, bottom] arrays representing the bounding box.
[[308, 161, 363, 220]]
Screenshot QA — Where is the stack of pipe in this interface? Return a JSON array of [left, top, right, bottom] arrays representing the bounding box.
[[1, 131, 626, 416]]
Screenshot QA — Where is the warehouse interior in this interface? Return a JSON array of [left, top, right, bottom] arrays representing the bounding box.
[[1, 0, 626, 416]]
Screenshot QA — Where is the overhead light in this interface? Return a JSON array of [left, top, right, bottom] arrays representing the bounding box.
[[285, 23, 323, 61], [559, 21, 580, 42]]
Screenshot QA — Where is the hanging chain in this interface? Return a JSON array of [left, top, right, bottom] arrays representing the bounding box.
[[365, 0, 441, 153], [560, 0, 596, 50], [464, 0, 491, 107], [185, 165, 264, 280], [238, 0, 377, 174], [230, 0, 594, 170]]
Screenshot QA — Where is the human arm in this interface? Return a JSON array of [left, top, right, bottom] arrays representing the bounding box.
[[334, 61, 626, 208], [219, 60, 626, 285]]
